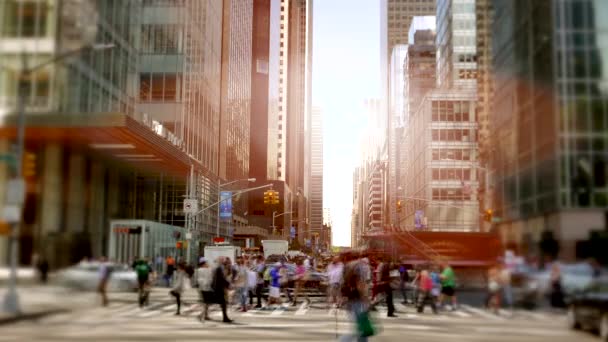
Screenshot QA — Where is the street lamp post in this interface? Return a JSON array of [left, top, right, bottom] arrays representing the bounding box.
[[1, 43, 114, 315], [215, 178, 255, 239]]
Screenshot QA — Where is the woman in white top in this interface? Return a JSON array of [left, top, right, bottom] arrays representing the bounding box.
[[170, 263, 187, 315], [195, 258, 214, 321]]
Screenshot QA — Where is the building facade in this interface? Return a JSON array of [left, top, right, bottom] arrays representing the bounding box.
[[491, 0, 608, 260], [0, 0, 229, 267], [402, 90, 480, 231]]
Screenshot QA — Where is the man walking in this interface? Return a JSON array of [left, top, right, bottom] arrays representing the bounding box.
[[327, 256, 344, 308], [135, 258, 153, 307], [212, 257, 233, 323], [378, 258, 397, 317], [439, 262, 458, 310], [234, 257, 249, 312], [254, 255, 266, 308]]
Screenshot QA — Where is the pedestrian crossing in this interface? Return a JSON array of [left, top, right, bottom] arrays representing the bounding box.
[[41, 298, 566, 325]]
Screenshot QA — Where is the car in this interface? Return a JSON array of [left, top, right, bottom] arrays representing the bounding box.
[[55, 261, 138, 292], [567, 277, 608, 341]]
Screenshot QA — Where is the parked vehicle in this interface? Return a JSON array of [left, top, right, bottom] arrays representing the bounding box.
[[512, 262, 605, 308], [56, 261, 138, 292], [567, 277, 608, 341]]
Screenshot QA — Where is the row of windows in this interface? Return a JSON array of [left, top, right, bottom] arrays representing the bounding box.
[[432, 168, 472, 181], [431, 129, 475, 142], [140, 24, 183, 54], [431, 148, 473, 161], [431, 100, 473, 122], [432, 188, 472, 201], [139, 73, 181, 101]]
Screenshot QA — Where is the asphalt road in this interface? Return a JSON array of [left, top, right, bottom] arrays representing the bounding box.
[[0, 286, 601, 341]]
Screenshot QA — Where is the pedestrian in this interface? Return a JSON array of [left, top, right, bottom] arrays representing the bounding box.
[[327, 256, 344, 308], [549, 263, 565, 308], [378, 258, 396, 317], [430, 266, 441, 306], [36, 255, 49, 284], [500, 263, 513, 311], [279, 260, 292, 303], [255, 255, 266, 308], [97, 256, 111, 307], [292, 259, 311, 306], [169, 262, 187, 315], [486, 264, 501, 314], [439, 262, 458, 310], [234, 257, 249, 312], [268, 262, 283, 308], [135, 258, 153, 307], [340, 253, 375, 341], [196, 258, 213, 321], [165, 255, 175, 287], [247, 260, 258, 308], [211, 257, 233, 323], [417, 269, 438, 314], [155, 255, 163, 275], [399, 261, 409, 305]]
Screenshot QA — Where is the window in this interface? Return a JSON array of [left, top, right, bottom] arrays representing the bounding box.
[[141, 24, 181, 54], [3, 1, 48, 37], [139, 73, 181, 101]]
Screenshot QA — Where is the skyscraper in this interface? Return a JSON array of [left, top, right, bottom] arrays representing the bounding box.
[[491, 0, 608, 259], [436, 0, 478, 90], [309, 106, 323, 245]]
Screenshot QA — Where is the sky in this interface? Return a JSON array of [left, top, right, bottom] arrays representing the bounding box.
[[313, 0, 380, 247]]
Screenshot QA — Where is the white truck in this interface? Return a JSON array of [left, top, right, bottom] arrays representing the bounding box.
[[261, 240, 289, 258], [204, 244, 242, 266]]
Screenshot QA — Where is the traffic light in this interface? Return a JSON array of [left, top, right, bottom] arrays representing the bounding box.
[[23, 152, 36, 178], [396, 200, 402, 213], [176, 241, 183, 249], [264, 190, 272, 204], [484, 209, 493, 222]]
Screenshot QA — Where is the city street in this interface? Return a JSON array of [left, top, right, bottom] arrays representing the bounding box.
[[0, 286, 599, 341]]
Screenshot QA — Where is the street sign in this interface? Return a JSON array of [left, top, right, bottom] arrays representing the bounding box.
[[186, 232, 192, 240], [5, 178, 25, 205], [2, 205, 21, 223], [290, 226, 296, 238], [183, 199, 198, 214], [415, 210, 424, 229], [492, 217, 502, 223], [213, 237, 225, 244]]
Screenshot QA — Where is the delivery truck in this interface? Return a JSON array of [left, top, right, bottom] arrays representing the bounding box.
[[261, 240, 289, 258], [204, 244, 242, 265]]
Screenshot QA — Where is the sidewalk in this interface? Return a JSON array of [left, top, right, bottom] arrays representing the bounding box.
[[0, 285, 91, 325]]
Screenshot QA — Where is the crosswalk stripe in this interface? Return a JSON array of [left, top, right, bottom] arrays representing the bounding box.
[[295, 302, 308, 316], [451, 310, 472, 318], [461, 304, 505, 321]]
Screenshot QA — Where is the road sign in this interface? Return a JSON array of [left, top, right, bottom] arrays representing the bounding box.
[[213, 237, 225, 244], [492, 217, 502, 223], [415, 210, 424, 229], [183, 199, 198, 214], [185, 232, 192, 240], [2, 205, 21, 223], [290, 226, 296, 238]]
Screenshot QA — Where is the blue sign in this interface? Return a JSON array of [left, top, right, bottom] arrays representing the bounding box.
[[290, 226, 296, 238], [414, 210, 424, 229], [219, 191, 232, 220]]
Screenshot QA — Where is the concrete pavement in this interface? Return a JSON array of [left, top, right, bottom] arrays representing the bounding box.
[[0, 285, 599, 341]]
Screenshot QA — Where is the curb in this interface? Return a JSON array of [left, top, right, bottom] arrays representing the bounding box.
[[0, 308, 69, 326]]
